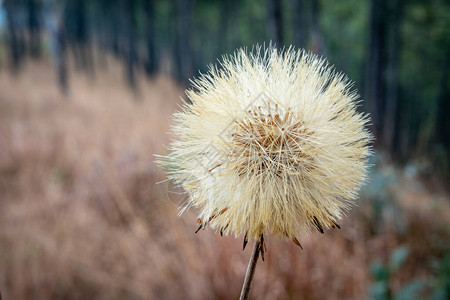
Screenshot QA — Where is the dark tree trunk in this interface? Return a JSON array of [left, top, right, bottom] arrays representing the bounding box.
[[47, 4, 68, 95], [4, 0, 22, 71], [293, 0, 306, 49], [266, 0, 283, 46], [124, 0, 138, 89], [144, 0, 157, 76], [383, 0, 404, 152], [218, 0, 233, 55], [364, 0, 387, 142], [398, 93, 413, 161], [111, 15, 120, 57], [177, 0, 194, 84], [56, 26, 69, 95], [65, 0, 92, 71], [27, 0, 42, 58], [310, 0, 326, 55], [435, 57, 450, 162]]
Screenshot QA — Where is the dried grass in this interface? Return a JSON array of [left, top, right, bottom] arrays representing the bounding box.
[[0, 59, 448, 299]]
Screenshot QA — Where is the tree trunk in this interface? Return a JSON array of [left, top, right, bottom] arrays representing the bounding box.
[[27, 0, 42, 58], [177, 0, 194, 84], [435, 56, 450, 163], [144, 0, 157, 76], [293, 0, 306, 49], [65, 0, 92, 71], [364, 0, 387, 142], [111, 12, 120, 57], [266, 0, 283, 46], [383, 0, 403, 153], [4, 0, 22, 71], [124, 0, 138, 89], [310, 0, 326, 55], [47, 4, 69, 95], [218, 0, 233, 55]]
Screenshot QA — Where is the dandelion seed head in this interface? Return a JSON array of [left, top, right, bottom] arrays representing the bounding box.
[[160, 45, 372, 240]]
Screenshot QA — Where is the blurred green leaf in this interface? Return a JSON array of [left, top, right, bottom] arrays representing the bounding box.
[[370, 281, 390, 300], [431, 254, 450, 300], [394, 280, 425, 300], [371, 260, 390, 281], [390, 246, 410, 272]]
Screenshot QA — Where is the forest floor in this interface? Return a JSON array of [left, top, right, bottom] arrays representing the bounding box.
[[0, 60, 449, 300]]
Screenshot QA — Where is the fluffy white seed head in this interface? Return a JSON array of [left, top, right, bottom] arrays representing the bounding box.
[[161, 46, 371, 241]]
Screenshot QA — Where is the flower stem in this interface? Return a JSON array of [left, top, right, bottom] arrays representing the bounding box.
[[239, 238, 261, 300]]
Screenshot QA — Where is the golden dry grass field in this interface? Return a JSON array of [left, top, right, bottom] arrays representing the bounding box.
[[0, 60, 448, 299]]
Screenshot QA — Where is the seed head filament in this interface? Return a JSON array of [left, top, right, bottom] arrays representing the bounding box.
[[229, 101, 316, 177]]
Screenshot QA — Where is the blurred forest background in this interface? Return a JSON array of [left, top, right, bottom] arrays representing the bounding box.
[[0, 0, 449, 299]]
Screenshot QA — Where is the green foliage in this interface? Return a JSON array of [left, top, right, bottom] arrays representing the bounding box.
[[395, 281, 426, 300], [390, 246, 409, 272], [369, 246, 425, 300], [369, 247, 450, 300], [320, 0, 368, 85], [430, 254, 450, 300], [400, 0, 450, 160]]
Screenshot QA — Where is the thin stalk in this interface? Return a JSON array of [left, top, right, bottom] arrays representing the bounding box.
[[239, 239, 261, 300]]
